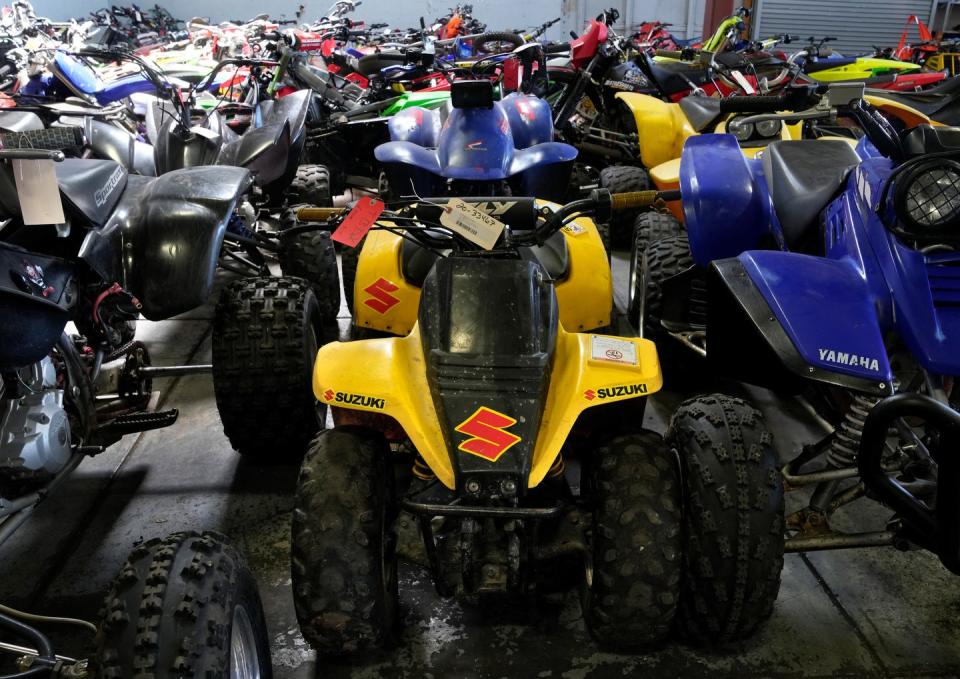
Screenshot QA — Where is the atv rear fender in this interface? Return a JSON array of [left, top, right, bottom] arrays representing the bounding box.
[[81, 166, 253, 320], [312, 326, 662, 490], [680, 134, 777, 266], [708, 252, 892, 396]]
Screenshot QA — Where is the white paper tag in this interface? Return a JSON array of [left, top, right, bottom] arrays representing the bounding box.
[[590, 335, 638, 365], [729, 70, 756, 95], [13, 160, 65, 226], [439, 198, 506, 251], [562, 222, 586, 236]]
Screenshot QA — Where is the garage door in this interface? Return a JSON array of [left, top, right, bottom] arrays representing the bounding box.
[[752, 0, 936, 56]]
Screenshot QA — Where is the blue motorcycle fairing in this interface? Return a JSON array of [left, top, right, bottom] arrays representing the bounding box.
[[53, 51, 157, 106], [680, 134, 781, 266], [739, 249, 893, 385]]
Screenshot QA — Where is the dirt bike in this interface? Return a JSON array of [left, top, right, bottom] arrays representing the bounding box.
[[0, 126, 270, 677]]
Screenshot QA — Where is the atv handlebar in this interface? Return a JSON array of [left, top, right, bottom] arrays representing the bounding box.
[[610, 189, 681, 211], [0, 126, 84, 161]]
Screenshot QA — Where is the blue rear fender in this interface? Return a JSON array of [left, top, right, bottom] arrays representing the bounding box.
[[501, 93, 555, 149], [709, 250, 893, 396], [680, 134, 781, 266], [387, 106, 442, 147]]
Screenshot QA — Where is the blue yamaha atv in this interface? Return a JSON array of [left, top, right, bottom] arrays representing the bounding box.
[[630, 83, 960, 642]]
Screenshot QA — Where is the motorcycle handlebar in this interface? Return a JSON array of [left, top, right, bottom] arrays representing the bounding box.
[[0, 126, 84, 151], [610, 190, 680, 211]]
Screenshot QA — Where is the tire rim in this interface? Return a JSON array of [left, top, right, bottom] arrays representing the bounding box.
[[230, 604, 261, 679]]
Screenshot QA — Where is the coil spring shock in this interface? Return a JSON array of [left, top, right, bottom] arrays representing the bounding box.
[[548, 453, 565, 478], [412, 456, 434, 480], [824, 392, 884, 469]]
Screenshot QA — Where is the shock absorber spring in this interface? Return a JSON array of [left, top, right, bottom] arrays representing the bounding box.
[[412, 456, 435, 480], [548, 453, 565, 478], [824, 392, 883, 469]]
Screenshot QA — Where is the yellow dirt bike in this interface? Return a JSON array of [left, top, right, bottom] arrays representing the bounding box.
[[287, 188, 780, 654]]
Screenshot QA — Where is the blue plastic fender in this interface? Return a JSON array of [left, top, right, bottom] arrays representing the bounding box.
[[387, 106, 443, 147], [501, 92, 555, 149], [680, 134, 773, 266], [740, 250, 893, 385]]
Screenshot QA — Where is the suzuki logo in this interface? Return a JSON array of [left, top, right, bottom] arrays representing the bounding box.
[[362, 277, 401, 314], [455, 407, 521, 462], [583, 389, 596, 401], [323, 389, 335, 401]]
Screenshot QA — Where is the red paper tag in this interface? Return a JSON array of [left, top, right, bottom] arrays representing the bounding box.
[[332, 198, 384, 248]]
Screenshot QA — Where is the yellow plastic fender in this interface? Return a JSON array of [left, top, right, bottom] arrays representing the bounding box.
[[864, 94, 942, 128], [313, 327, 662, 489], [352, 203, 612, 334], [615, 91, 696, 168]]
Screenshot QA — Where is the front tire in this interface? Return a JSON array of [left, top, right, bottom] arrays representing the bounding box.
[[667, 394, 785, 644], [583, 431, 682, 651], [278, 229, 341, 322], [628, 212, 683, 328], [213, 277, 330, 462], [97, 531, 271, 678], [291, 428, 399, 655], [286, 164, 332, 207]]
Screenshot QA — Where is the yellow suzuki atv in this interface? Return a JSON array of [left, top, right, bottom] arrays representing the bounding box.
[[288, 188, 782, 654]]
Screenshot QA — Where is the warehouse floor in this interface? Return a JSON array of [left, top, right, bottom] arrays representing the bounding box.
[[1, 254, 959, 678]]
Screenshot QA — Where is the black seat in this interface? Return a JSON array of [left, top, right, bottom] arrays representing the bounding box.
[[762, 140, 860, 247], [679, 95, 722, 132], [901, 124, 960, 158], [642, 55, 711, 96], [401, 230, 570, 287], [867, 77, 960, 124], [356, 51, 406, 77]]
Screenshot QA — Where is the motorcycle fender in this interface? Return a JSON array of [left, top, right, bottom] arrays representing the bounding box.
[[85, 118, 156, 176], [257, 89, 310, 145], [387, 106, 442, 147], [312, 325, 661, 490], [217, 122, 290, 186], [124, 166, 253, 320], [615, 92, 694, 168], [680, 134, 773, 266], [708, 252, 893, 396]]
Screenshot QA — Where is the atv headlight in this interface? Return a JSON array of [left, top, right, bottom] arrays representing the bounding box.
[[893, 158, 960, 235], [728, 116, 754, 142], [756, 118, 782, 138]]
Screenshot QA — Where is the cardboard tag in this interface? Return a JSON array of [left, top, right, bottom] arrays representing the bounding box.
[[332, 197, 384, 247], [439, 198, 505, 250], [729, 70, 756, 95], [13, 160, 64, 226], [590, 335, 638, 366]]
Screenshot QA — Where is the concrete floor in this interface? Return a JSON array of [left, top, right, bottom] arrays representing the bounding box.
[[1, 254, 959, 677]]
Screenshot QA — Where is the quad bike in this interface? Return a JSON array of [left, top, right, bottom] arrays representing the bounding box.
[[0, 127, 270, 677], [637, 83, 960, 597], [288, 182, 785, 653]]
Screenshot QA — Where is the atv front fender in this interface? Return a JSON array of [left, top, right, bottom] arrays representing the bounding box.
[[122, 166, 252, 319], [313, 325, 662, 490], [708, 252, 893, 396]]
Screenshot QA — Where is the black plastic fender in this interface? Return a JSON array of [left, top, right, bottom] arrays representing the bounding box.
[[121, 166, 252, 320], [217, 121, 290, 186], [83, 117, 157, 176]]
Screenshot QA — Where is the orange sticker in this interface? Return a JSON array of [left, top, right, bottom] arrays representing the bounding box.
[[455, 407, 521, 462]]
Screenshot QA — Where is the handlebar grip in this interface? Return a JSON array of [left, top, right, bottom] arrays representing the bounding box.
[[610, 190, 680, 211], [719, 95, 785, 113], [0, 126, 84, 151], [296, 206, 345, 221], [655, 49, 685, 59]]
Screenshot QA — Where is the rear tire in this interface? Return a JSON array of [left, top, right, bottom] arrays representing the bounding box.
[[667, 394, 785, 644], [97, 531, 271, 678], [638, 234, 693, 329], [472, 31, 525, 54], [279, 230, 341, 322], [598, 166, 651, 250], [212, 277, 329, 462], [291, 428, 399, 655], [287, 164, 332, 207], [583, 431, 682, 651]]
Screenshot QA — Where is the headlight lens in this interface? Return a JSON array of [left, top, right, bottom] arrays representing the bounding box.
[[728, 117, 754, 142], [756, 119, 782, 138], [895, 159, 960, 232]]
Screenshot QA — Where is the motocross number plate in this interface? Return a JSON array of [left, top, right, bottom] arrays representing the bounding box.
[[333, 197, 384, 247], [13, 159, 64, 226], [439, 198, 505, 251], [590, 335, 638, 365]]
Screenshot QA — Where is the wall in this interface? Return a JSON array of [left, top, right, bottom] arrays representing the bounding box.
[[31, 0, 705, 42]]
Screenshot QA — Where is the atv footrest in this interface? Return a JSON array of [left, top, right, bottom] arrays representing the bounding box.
[[97, 409, 180, 438]]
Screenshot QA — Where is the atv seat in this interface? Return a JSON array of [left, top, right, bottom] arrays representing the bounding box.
[[762, 140, 860, 247], [679, 95, 722, 132], [401, 230, 569, 286], [901, 124, 960, 158]]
